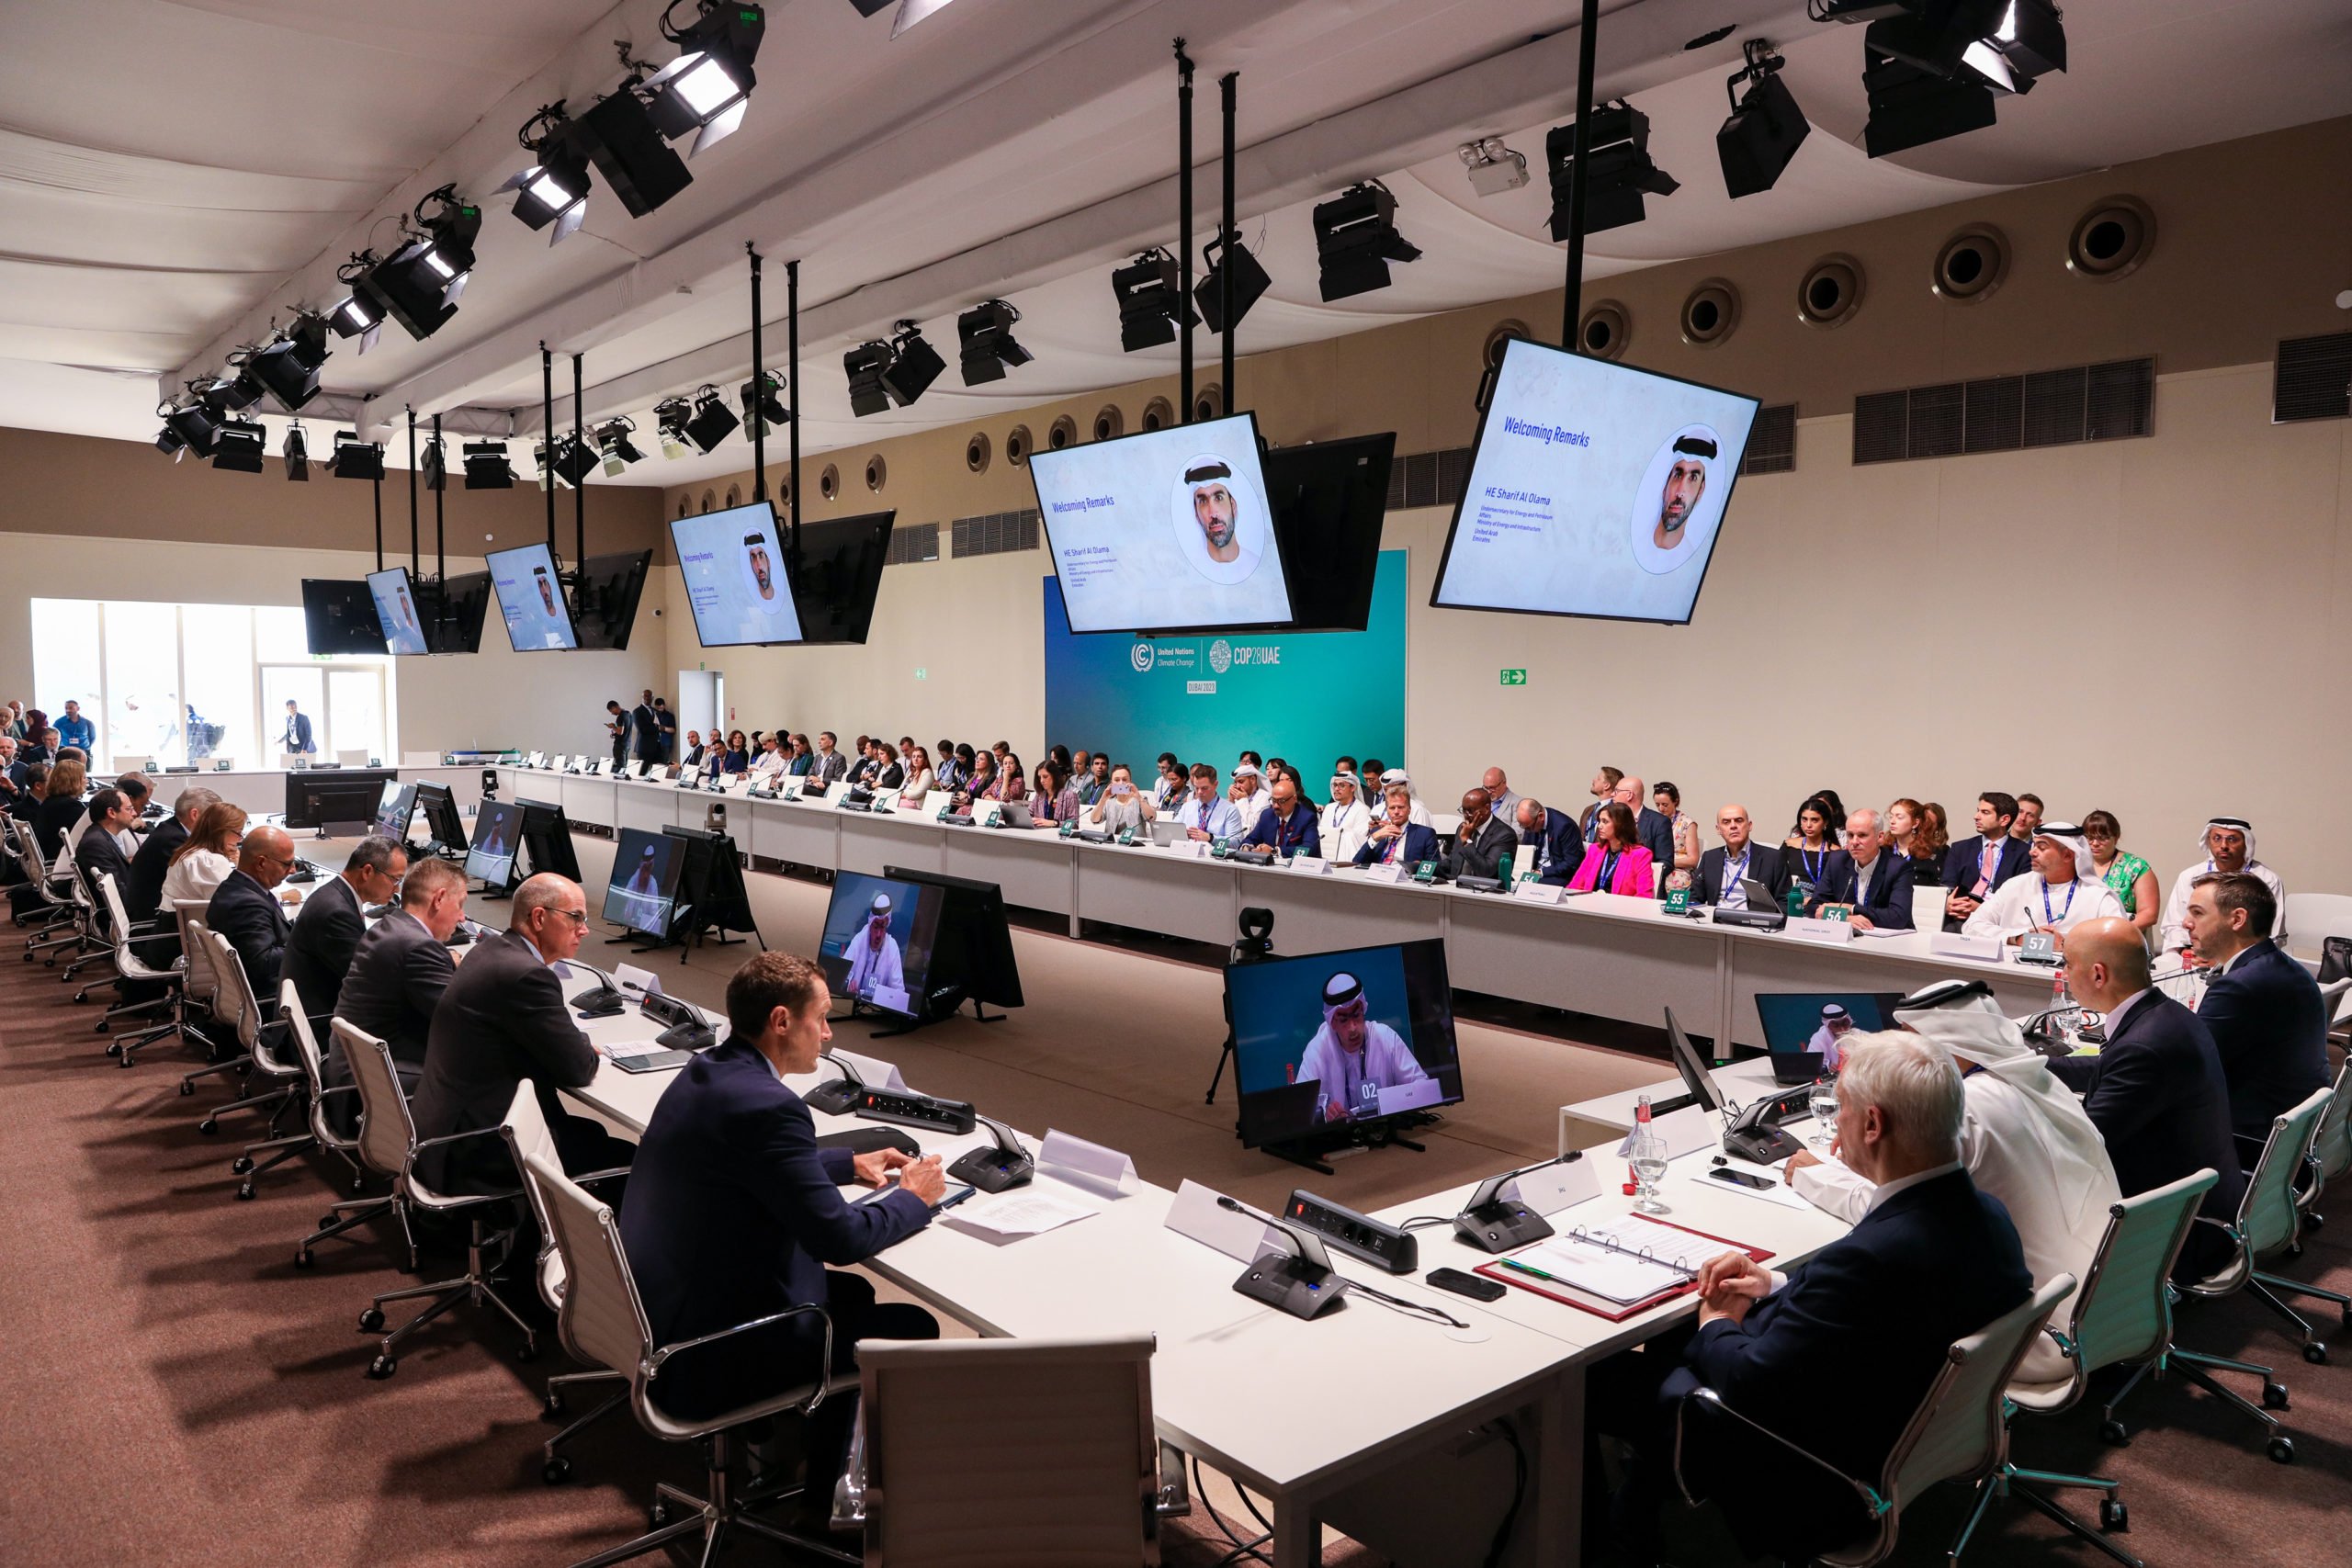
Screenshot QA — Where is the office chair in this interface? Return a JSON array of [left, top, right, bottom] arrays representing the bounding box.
[[337, 1021, 537, 1377], [93, 874, 181, 1061], [836, 1334, 1188, 1565], [284, 998, 390, 1270], [519, 1147, 859, 1568], [192, 931, 304, 1144], [1672, 1275, 2075, 1568]]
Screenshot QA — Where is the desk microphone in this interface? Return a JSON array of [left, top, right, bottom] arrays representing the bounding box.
[[1216, 1195, 1349, 1320]]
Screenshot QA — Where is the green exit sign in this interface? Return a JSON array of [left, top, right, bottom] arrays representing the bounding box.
[[1498, 668, 1528, 686]]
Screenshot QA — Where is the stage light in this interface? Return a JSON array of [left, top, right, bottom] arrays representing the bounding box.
[[1113, 249, 1196, 352], [844, 341, 894, 418], [1546, 102, 1679, 237], [1460, 137, 1529, 197], [739, 372, 790, 436], [330, 432, 383, 480], [357, 185, 481, 342], [501, 106, 593, 244], [684, 383, 741, 450], [642, 1, 765, 157], [163, 402, 219, 458], [463, 440, 517, 489], [247, 315, 332, 412], [956, 299, 1031, 386], [422, 435, 447, 491], [1312, 181, 1420, 301], [210, 418, 266, 473], [1717, 41, 1809, 198], [652, 396, 694, 458], [596, 417, 647, 476], [878, 321, 944, 406], [284, 424, 310, 481], [1195, 234, 1270, 335]]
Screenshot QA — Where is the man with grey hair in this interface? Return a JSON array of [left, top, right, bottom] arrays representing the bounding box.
[[1595, 1032, 2031, 1562]]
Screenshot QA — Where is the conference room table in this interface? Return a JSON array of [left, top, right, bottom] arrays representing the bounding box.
[[496, 763, 2054, 1051], [554, 971, 1849, 1567]]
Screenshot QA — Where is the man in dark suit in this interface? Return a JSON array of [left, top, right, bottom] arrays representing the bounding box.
[[206, 826, 300, 1000], [328, 857, 467, 1128], [1804, 808, 1915, 931], [1445, 787, 1517, 881], [279, 699, 315, 757], [1942, 791, 2030, 929], [1513, 797, 1582, 885], [282, 835, 405, 1023], [1690, 803, 1791, 908], [620, 953, 943, 1497], [2056, 918, 2246, 1277], [2184, 874, 2330, 1140], [410, 874, 633, 1194]]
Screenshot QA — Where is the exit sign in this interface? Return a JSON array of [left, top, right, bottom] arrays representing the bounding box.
[[1498, 669, 1528, 686]]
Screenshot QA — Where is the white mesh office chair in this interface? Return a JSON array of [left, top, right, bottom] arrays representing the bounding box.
[[93, 874, 182, 1062], [1673, 1275, 2075, 1568], [338, 1020, 537, 1377], [836, 1334, 1181, 1566], [192, 930, 304, 1145], [503, 1083, 628, 1485], [285, 999, 390, 1270]]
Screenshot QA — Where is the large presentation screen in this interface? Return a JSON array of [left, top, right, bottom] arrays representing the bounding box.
[[1430, 337, 1759, 625], [368, 567, 429, 656], [486, 543, 579, 651], [671, 501, 805, 648], [1028, 412, 1292, 635]]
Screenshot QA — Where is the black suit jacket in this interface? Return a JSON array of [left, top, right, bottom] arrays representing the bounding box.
[[2199, 940, 2331, 1140], [207, 867, 292, 1000], [1679, 1169, 2031, 1561], [283, 874, 366, 1023], [1691, 841, 1790, 907], [1446, 814, 1518, 881], [126, 816, 187, 924], [1804, 850, 1915, 930], [410, 929, 599, 1193], [616, 1037, 933, 1421]]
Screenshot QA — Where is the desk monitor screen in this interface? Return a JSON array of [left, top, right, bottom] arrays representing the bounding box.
[[375, 781, 416, 840], [1430, 336, 1760, 626], [300, 578, 389, 655], [368, 567, 429, 656], [468, 800, 521, 885], [603, 827, 685, 934], [819, 871, 942, 1018], [1225, 938, 1462, 1150], [1028, 411, 1293, 635], [672, 500, 806, 648], [1755, 991, 1905, 1076], [486, 543, 579, 651]]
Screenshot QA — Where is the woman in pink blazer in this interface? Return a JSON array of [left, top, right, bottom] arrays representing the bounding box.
[[1568, 802, 1656, 897]]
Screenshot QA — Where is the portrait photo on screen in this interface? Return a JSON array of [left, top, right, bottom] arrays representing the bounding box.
[[467, 801, 522, 885], [671, 501, 806, 648], [368, 567, 428, 656], [1227, 939, 1462, 1149], [819, 872, 940, 1017], [1430, 337, 1759, 625], [486, 543, 579, 651], [1028, 412, 1292, 634], [603, 828, 685, 933]]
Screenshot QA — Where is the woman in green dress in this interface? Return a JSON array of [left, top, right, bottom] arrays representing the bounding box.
[[2082, 809, 2158, 937]]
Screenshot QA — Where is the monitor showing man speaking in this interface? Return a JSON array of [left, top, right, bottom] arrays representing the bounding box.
[[1226, 938, 1464, 1149]]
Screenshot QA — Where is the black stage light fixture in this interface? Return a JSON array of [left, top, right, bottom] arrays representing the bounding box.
[[549, 433, 602, 487], [422, 434, 447, 491], [573, 87, 695, 214], [330, 432, 383, 480], [956, 299, 1032, 385], [642, 0, 765, 156], [463, 440, 517, 488], [653, 396, 695, 458], [1196, 234, 1271, 334], [501, 104, 593, 244], [1113, 249, 1196, 351], [247, 314, 332, 412], [739, 371, 790, 436], [1862, 25, 1996, 156], [164, 401, 220, 458], [357, 185, 481, 342], [596, 417, 648, 476], [878, 320, 944, 406], [284, 424, 310, 480], [684, 383, 741, 450], [209, 418, 266, 473], [1546, 102, 1679, 237], [1313, 181, 1421, 301], [1717, 41, 1810, 199], [845, 340, 895, 417]]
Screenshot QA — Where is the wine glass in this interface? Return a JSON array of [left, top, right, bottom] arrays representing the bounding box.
[[1628, 1122, 1670, 1214], [1808, 1075, 1840, 1151]]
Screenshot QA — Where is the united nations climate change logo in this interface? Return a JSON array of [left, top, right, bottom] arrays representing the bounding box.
[[1208, 639, 1233, 674], [1130, 641, 1154, 672]]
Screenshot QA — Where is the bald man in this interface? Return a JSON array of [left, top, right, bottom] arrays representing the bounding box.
[[206, 824, 300, 998]]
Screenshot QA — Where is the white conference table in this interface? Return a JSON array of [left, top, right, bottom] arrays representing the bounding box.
[[496, 764, 2054, 1051]]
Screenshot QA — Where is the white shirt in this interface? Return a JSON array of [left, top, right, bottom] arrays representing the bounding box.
[[1319, 798, 1371, 863], [2157, 858, 2288, 953], [1962, 874, 2123, 938]]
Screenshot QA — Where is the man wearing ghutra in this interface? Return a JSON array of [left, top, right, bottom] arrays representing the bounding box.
[[1292, 971, 1428, 1126], [2158, 816, 2289, 960], [1961, 821, 2122, 942]]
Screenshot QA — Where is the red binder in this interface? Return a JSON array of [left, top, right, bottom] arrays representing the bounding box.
[[1473, 1216, 1774, 1322]]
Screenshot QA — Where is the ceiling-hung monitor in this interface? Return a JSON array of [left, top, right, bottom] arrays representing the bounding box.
[[1260, 432, 1395, 633], [571, 549, 653, 650], [419, 570, 492, 654], [786, 511, 895, 645], [1430, 336, 1760, 626], [300, 579, 388, 656], [672, 500, 806, 647], [1027, 411, 1293, 636], [368, 567, 429, 656], [486, 543, 579, 651]]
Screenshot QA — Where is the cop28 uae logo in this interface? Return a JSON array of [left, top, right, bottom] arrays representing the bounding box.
[[1129, 641, 1154, 672], [1207, 639, 1233, 674]]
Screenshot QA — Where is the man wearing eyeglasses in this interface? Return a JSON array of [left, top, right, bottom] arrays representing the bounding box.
[[206, 824, 302, 998], [411, 873, 634, 1195]]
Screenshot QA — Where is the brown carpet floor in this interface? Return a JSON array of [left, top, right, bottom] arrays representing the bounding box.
[[1, 840, 2346, 1567]]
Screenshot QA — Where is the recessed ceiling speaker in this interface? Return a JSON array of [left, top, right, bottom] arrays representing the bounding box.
[[1577, 301, 1630, 360], [2068, 196, 2154, 281], [1091, 404, 1125, 442], [1140, 396, 1174, 433], [819, 463, 840, 501], [1797, 254, 1866, 329], [1005, 424, 1031, 467], [1679, 279, 1740, 347], [865, 454, 887, 491], [1047, 414, 1078, 450], [966, 432, 991, 473], [1192, 382, 1224, 422], [1933, 224, 2008, 303]]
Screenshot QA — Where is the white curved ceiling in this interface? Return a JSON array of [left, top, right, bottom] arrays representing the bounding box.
[[2, 0, 2347, 479]]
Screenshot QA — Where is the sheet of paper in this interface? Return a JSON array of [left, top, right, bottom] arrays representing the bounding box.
[[944, 1190, 1099, 1240]]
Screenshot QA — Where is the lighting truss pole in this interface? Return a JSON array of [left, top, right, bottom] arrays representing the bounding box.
[[1175, 39, 1194, 423], [1560, 0, 1601, 349]]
